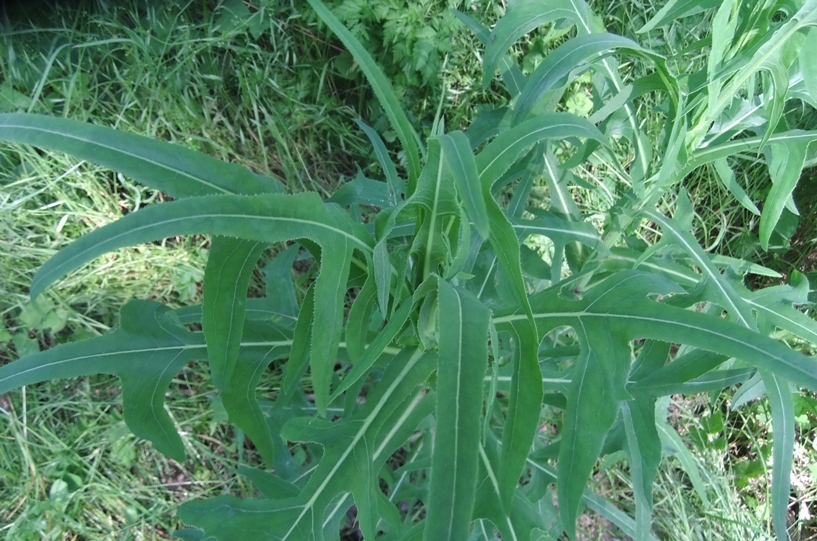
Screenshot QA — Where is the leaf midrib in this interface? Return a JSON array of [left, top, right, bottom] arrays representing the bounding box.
[[38, 212, 372, 289]]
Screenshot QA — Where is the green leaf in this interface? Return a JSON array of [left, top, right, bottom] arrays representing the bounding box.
[[712, 158, 761, 215], [747, 282, 817, 347], [516, 271, 817, 389], [759, 141, 808, 249], [637, 0, 720, 33], [700, 0, 817, 147], [308, 0, 422, 187], [373, 240, 392, 317], [513, 33, 669, 123], [476, 113, 607, 190], [511, 214, 602, 250], [0, 300, 201, 460], [327, 169, 395, 208], [526, 455, 658, 540], [482, 0, 578, 89], [262, 244, 300, 326], [801, 28, 817, 103], [655, 401, 711, 507], [283, 284, 315, 396], [424, 281, 489, 541], [495, 270, 817, 534], [203, 238, 266, 390], [438, 131, 490, 239], [330, 300, 411, 402], [556, 318, 629, 539], [345, 276, 378, 364], [0, 113, 284, 197], [644, 210, 756, 329], [684, 130, 817, 177], [408, 140, 460, 280]]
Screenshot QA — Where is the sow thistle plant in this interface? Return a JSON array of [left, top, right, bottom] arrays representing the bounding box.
[[1, 0, 817, 539]]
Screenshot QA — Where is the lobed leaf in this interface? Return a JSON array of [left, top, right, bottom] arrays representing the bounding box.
[[179, 349, 436, 540], [31, 192, 369, 414], [438, 131, 490, 239], [0, 301, 201, 460], [476, 113, 607, 190], [637, 0, 721, 33], [512, 33, 671, 123]]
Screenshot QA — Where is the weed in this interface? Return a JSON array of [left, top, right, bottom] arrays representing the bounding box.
[[1, 0, 817, 539]]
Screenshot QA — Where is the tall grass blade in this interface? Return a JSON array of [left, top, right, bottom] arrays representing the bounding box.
[[308, 0, 422, 187]]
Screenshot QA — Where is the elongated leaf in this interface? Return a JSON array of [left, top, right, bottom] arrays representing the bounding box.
[[637, 0, 720, 33], [355, 119, 403, 206], [424, 281, 489, 541], [761, 370, 795, 541], [646, 207, 806, 541], [706, 0, 739, 126], [513, 33, 669, 123], [373, 240, 392, 317], [556, 318, 629, 539], [712, 158, 761, 215], [203, 238, 266, 390], [759, 141, 808, 249], [453, 11, 526, 97], [622, 399, 661, 540], [644, 210, 755, 329], [308, 0, 421, 186], [0, 300, 201, 460], [330, 300, 411, 402], [345, 275, 378, 363], [283, 282, 315, 396], [705, 0, 817, 138], [473, 440, 551, 541], [438, 131, 490, 239], [481, 196, 543, 507], [407, 140, 460, 279], [511, 215, 602, 249], [495, 270, 817, 536], [655, 402, 711, 507], [684, 130, 817, 177], [327, 169, 394, 208], [32, 192, 369, 414], [630, 349, 729, 394], [262, 244, 300, 326], [748, 283, 817, 347], [526, 455, 659, 541], [476, 113, 606, 190], [483, 0, 577, 88], [0, 113, 284, 197]]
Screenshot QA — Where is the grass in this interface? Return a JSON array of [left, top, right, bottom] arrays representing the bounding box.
[[0, 0, 815, 539]]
